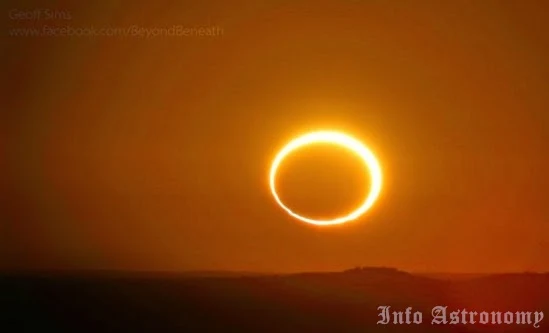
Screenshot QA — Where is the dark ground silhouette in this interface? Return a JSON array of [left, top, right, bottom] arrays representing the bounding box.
[[2, 267, 548, 332]]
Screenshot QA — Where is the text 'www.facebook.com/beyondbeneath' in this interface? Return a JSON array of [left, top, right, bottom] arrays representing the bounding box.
[[8, 25, 224, 38]]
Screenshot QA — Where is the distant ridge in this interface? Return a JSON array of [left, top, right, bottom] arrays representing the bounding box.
[[2, 267, 547, 280], [343, 266, 410, 274]]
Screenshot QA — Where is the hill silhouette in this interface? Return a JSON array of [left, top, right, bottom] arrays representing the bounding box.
[[2, 267, 547, 332]]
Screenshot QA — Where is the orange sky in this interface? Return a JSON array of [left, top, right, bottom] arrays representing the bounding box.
[[3, 0, 548, 273]]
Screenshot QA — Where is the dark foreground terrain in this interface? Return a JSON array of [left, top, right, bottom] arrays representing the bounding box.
[[2, 268, 548, 333]]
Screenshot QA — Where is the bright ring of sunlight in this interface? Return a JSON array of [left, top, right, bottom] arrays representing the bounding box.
[[269, 130, 383, 226]]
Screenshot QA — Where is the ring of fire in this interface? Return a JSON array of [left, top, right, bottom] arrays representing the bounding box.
[[269, 130, 383, 226]]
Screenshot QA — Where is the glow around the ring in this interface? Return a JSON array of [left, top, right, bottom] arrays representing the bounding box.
[[269, 130, 382, 226]]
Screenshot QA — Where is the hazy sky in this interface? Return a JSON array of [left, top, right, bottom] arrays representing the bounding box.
[[3, 0, 548, 273]]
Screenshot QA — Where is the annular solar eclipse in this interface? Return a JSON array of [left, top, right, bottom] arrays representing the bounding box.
[[269, 130, 383, 226]]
